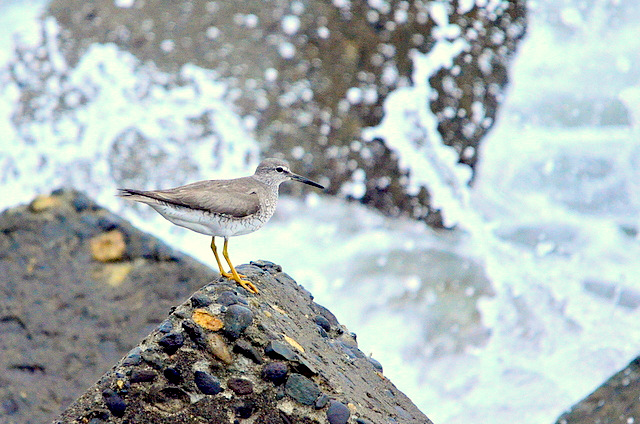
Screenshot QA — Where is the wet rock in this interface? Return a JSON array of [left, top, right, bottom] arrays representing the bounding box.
[[265, 340, 298, 361], [158, 332, 184, 355], [129, 369, 157, 383], [101, 389, 126, 417], [327, 400, 350, 424], [285, 373, 321, 406], [227, 378, 253, 395], [194, 371, 222, 395], [314, 315, 331, 332], [233, 339, 264, 364], [223, 304, 253, 339], [262, 362, 288, 385]]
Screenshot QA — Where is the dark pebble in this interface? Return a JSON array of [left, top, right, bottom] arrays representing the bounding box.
[[158, 332, 184, 355], [96, 216, 121, 232], [327, 400, 350, 424], [157, 320, 173, 333], [233, 340, 264, 364], [312, 304, 339, 327], [130, 369, 157, 383], [71, 192, 98, 212], [265, 340, 298, 361], [194, 371, 222, 395], [356, 418, 373, 424], [163, 367, 182, 384], [262, 362, 288, 385], [191, 293, 212, 308], [276, 385, 286, 400], [314, 393, 330, 409], [216, 290, 240, 306], [367, 356, 383, 373], [318, 327, 328, 338], [284, 373, 320, 405], [235, 401, 254, 418], [223, 304, 254, 339], [102, 389, 126, 417], [141, 348, 164, 368], [227, 378, 253, 395], [122, 350, 142, 367], [182, 320, 208, 349], [313, 315, 331, 332], [292, 356, 318, 377]]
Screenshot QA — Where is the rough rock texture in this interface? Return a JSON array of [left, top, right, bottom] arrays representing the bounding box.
[[0, 189, 217, 424], [53, 259, 431, 423], [0, 189, 431, 423], [12, 0, 527, 226], [555, 356, 640, 424]]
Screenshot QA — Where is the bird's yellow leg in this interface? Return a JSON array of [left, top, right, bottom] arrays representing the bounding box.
[[222, 237, 259, 294], [211, 237, 233, 279]]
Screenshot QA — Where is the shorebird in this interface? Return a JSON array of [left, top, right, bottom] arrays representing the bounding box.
[[118, 158, 324, 294]]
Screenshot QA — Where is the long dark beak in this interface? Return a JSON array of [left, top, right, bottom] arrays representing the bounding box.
[[290, 173, 325, 189]]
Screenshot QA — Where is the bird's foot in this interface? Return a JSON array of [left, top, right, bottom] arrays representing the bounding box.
[[221, 270, 247, 279], [235, 277, 259, 294]]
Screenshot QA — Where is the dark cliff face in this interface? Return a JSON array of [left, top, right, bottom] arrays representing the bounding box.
[[0, 189, 431, 424], [10, 0, 526, 227]]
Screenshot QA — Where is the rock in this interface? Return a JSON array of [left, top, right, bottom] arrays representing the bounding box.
[[315, 393, 330, 409], [285, 373, 321, 406], [227, 378, 253, 395], [216, 290, 240, 306], [194, 371, 222, 395], [190, 293, 212, 308], [367, 356, 383, 373], [158, 333, 184, 355], [207, 333, 233, 364], [235, 401, 254, 418], [101, 389, 126, 417], [223, 304, 254, 339], [233, 340, 264, 364], [182, 320, 208, 349], [129, 369, 157, 383], [314, 315, 331, 332], [327, 400, 350, 424], [261, 362, 288, 385], [192, 308, 224, 331], [163, 367, 181, 384], [265, 340, 298, 361], [89, 230, 126, 262]]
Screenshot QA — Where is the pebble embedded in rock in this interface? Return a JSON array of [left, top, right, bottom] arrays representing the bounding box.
[[193, 308, 224, 331], [223, 304, 254, 339], [157, 320, 173, 333], [262, 362, 288, 385], [90, 230, 126, 262], [227, 378, 253, 395], [207, 333, 233, 364], [314, 315, 331, 332], [129, 369, 157, 383], [182, 320, 208, 349], [315, 393, 330, 409], [216, 290, 240, 306], [367, 356, 383, 373], [101, 389, 126, 417], [284, 373, 321, 405], [190, 293, 212, 308], [265, 340, 298, 361], [158, 332, 184, 355], [233, 339, 264, 364], [327, 400, 350, 424], [163, 367, 181, 384], [235, 401, 254, 419], [194, 371, 222, 395]]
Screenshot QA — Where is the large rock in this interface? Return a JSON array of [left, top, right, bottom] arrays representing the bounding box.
[[10, 0, 526, 226], [555, 356, 640, 424], [0, 189, 431, 423]]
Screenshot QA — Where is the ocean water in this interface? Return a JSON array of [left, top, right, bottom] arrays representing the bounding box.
[[1, 1, 639, 424]]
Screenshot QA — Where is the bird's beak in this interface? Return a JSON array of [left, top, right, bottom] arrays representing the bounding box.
[[290, 173, 325, 189]]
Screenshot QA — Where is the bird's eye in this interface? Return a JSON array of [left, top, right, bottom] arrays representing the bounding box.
[[275, 166, 285, 173]]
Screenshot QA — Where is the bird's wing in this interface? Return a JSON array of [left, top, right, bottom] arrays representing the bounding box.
[[119, 178, 261, 218]]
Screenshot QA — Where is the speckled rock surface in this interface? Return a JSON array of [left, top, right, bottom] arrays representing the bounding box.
[[52, 258, 432, 423], [39, 0, 526, 226], [0, 189, 217, 424], [555, 356, 640, 424]]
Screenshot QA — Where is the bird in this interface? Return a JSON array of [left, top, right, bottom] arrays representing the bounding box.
[[118, 158, 325, 294]]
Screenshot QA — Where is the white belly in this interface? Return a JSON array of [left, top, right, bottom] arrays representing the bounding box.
[[150, 204, 264, 237]]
